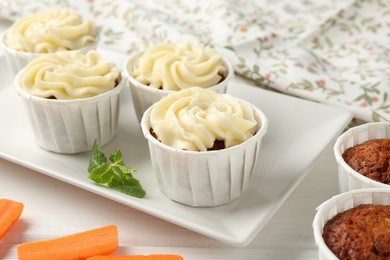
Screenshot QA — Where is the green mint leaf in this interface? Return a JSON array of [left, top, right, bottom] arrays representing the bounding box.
[[87, 140, 145, 198], [88, 141, 107, 172], [108, 166, 128, 187], [114, 184, 146, 198], [109, 149, 125, 166], [88, 163, 113, 184], [116, 164, 137, 177]]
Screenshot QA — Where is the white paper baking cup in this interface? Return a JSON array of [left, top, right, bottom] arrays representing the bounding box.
[[140, 99, 268, 207], [312, 188, 390, 260], [124, 51, 234, 123], [333, 122, 390, 192], [14, 71, 124, 154], [0, 29, 99, 77]]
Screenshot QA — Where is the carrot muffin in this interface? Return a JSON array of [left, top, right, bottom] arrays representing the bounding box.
[[322, 204, 390, 260], [15, 50, 123, 154], [342, 139, 390, 185], [141, 87, 268, 207], [1, 8, 98, 76]]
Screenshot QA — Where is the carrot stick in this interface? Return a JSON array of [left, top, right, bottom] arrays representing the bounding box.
[[87, 255, 184, 260], [17, 225, 118, 260], [0, 198, 24, 239]]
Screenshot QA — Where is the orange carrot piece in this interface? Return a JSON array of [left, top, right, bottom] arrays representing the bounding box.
[[87, 255, 184, 260], [0, 198, 24, 239], [17, 225, 118, 260]]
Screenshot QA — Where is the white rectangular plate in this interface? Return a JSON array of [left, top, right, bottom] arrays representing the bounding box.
[[0, 49, 352, 247]]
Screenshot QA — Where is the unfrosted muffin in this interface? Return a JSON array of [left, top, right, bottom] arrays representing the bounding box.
[[342, 139, 390, 185], [15, 50, 123, 154], [141, 87, 268, 207], [1, 8, 98, 76], [124, 42, 234, 122], [322, 204, 390, 260], [334, 122, 390, 192], [313, 188, 390, 260]]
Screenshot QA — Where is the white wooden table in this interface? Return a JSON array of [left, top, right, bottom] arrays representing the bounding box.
[[0, 141, 340, 260]]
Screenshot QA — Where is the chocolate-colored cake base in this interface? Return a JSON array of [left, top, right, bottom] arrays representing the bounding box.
[[208, 139, 225, 151]]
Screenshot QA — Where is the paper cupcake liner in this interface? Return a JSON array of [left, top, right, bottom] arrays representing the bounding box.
[[1, 29, 99, 77], [333, 122, 390, 192], [140, 100, 268, 207], [14, 72, 124, 154], [124, 51, 235, 123], [312, 188, 390, 260]]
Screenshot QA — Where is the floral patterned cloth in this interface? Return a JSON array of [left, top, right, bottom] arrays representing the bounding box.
[[1, 0, 389, 122]]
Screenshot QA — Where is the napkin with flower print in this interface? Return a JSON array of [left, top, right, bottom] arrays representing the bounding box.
[[1, 0, 388, 122]]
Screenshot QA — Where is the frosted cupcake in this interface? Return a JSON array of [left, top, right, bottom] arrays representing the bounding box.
[[141, 87, 268, 207], [334, 122, 390, 192], [15, 50, 123, 154], [1, 8, 98, 76], [124, 42, 234, 122]]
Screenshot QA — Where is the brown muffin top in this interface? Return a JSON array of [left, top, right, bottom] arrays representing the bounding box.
[[323, 204, 390, 260], [342, 139, 390, 184]]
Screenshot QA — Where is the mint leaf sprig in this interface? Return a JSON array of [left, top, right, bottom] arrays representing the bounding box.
[[87, 141, 146, 198]]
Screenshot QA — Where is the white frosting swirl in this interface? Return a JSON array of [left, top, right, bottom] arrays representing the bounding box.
[[5, 8, 96, 53], [150, 87, 257, 151], [133, 42, 227, 90], [17, 50, 121, 99]]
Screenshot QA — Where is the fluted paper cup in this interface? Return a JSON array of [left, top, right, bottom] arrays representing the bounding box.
[[312, 188, 390, 260], [0, 29, 99, 78], [124, 52, 234, 123], [140, 99, 268, 207], [14, 71, 124, 154], [334, 122, 390, 192]]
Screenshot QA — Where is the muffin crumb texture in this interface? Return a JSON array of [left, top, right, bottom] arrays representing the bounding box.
[[323, 204, 390, 260], [342, 139, 390, 184]]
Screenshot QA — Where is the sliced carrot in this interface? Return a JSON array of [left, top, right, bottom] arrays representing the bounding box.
[[17, 225, 118, 260], [0, 198, 24, 239], [87, 255, 184, 260]]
